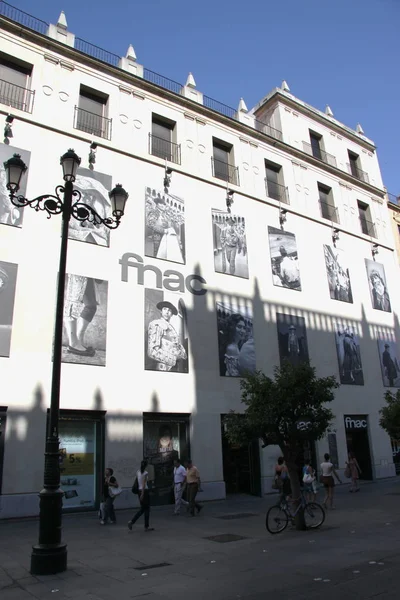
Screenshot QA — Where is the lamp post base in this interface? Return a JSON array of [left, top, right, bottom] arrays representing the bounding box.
[[31, 543, 67, 575]]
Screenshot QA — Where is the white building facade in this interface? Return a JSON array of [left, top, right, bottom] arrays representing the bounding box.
[[0, 5, 398, 519]]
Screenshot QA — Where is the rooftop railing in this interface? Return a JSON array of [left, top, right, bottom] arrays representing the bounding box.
[[254, 118, 283, 142], [387, 192, 399, 205], [0, 0, 47, 34], [0, 78, 35, 113], [303, 141, 337, 168]]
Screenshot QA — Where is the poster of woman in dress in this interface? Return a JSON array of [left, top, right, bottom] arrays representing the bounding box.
[[334, 322, 364, 385], [216, 302, 255, 377], [268, 226, 301, 290], [0, 261, 18, 357], [324, 245, 353, 303], [145, 288, 188, 372], [0, 144, 31, 228], [276, 313, 309, 367], [212, 210, 248, 279], [62, 273, 108, 366], [69, 168, 112, 247], [365, 259, 391, 312], [145, 187, 185, 264], [377, 338, 400, 387]]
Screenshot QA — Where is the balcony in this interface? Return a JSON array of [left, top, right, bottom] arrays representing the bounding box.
[[74, 106, 112, 140], [359, 217, 377, 238], [148, 134, 181, 164], [265, 179, 289, 204], [254, 119, 283, 142], [347, 163, 370, 184], [211, 157, 239, 186], [0, 79, 35, 113], [303, 141, 337, 168], [319, 199, 339, 223], [387, 192, 399, 206]]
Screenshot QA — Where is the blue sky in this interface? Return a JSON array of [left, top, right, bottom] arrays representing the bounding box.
[[9, 0, 400, 194]]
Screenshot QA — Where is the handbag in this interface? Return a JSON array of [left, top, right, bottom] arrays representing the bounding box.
[[109, 485, 123, 498], [303, 473, 314, 484], [132, 477, 139, 495], [344, 465, 351, 479]]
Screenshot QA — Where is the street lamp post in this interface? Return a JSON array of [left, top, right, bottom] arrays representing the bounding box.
[[4, 150, 128, 575]]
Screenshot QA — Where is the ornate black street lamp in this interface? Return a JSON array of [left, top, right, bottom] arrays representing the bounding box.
[[4, 150, 128, 575]]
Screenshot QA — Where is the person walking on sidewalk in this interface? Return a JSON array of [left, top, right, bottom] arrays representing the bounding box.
[[186, 459, 203, 516], [101, 467, 118, 525], [173, 458, 189, 515], [346, 452, 362, 493], [320, 453, 342, 510], [128, 461, 154, 532]]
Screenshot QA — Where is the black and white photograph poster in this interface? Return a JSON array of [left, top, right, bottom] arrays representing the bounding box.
[[62, 273, 108, 366], [0, 261, 18, 357], [216, 302, 255, 377], [334, 322, 364, 385], [145, 288, 188, 372], [276, 313, 309, 367], [145, 187, 186, 264], [69, 168, 112, 247], [268, 226, 301, 290], [212, 210, 248, 278], [324, 244, 353, 303], [365, 259, 391, 312], [0, 144, 31, 228], [377, 337, 400, 387]]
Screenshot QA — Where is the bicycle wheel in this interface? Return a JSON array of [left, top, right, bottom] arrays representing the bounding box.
[[304, 502, 325, 529], [266, 505, 289, 534]]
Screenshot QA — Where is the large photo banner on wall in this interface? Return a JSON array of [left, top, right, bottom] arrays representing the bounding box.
[[365, 259, 391, 312], [212, 210, 248, 278], [216, 302, 255, 377], [334, 322, 364, 385], [62, 274, 108, 366], [145, 288, 188, 372], [0, 261, 18, 357], [324, 244, 353, 303], [0, 144, 31, 228], [377, 337, 400, 387], [268, 226, 301, 290], [276, 313, 309, 366], [69, 168, 112, 247], [145, 187, 185, 264]]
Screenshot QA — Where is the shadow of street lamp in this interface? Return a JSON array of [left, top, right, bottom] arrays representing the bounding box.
[[3, 149, 129, 576]]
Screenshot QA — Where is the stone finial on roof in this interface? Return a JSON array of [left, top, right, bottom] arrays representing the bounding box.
[[57, 11, 68, 29], [126, 45, 137, 61], [325, 105, 334, 117], [186, 73, 196, 88], [281, 80, 290, 92], [356, 123, 365, 135], [238, 98, 248, 113]]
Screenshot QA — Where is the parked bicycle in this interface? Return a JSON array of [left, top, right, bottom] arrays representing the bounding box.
[[266, 491, 325, 534]]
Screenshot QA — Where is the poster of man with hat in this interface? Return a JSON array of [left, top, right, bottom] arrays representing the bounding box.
[[211, 209, 248, 278], [68, 168, 112, 247], [377, 337, 400, 387], [276, 313, 309, 367], [145, 288, 188, 372]]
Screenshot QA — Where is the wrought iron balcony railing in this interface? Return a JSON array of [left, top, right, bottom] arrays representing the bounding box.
[[148, 134, 181, 164], [347, 163, 370, 184], [0, 78, 35, 113], [265, 179, 289, 204], [255, 119, 283, 142], [359, 217, 377, 238], [211, 157, 239, 186], [303, 141, 337, 168], [387, 192, 399, 206], [319, 199, 339, 223], [74, 106, 112, 140]]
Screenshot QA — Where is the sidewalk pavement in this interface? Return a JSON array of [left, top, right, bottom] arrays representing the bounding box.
[[1, 477, 400, 600]]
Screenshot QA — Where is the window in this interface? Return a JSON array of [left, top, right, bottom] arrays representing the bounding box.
[[150, 114, 180, 163], [357, 201, 376, 237], [348, 151, 360, 178], [309, 131, 323, 160], [212, 138, 238, 185], [265, 160, 288, 203], [318, 183, 338, 223], [75, 86, 111, 139], [0, 54, 33, 112]]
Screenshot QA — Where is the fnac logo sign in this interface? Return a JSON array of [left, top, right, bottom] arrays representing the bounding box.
[[344, 415, 368, 430]]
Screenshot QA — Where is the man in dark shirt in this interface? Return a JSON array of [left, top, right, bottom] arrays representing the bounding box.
[[101, 467, 117, 525]]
